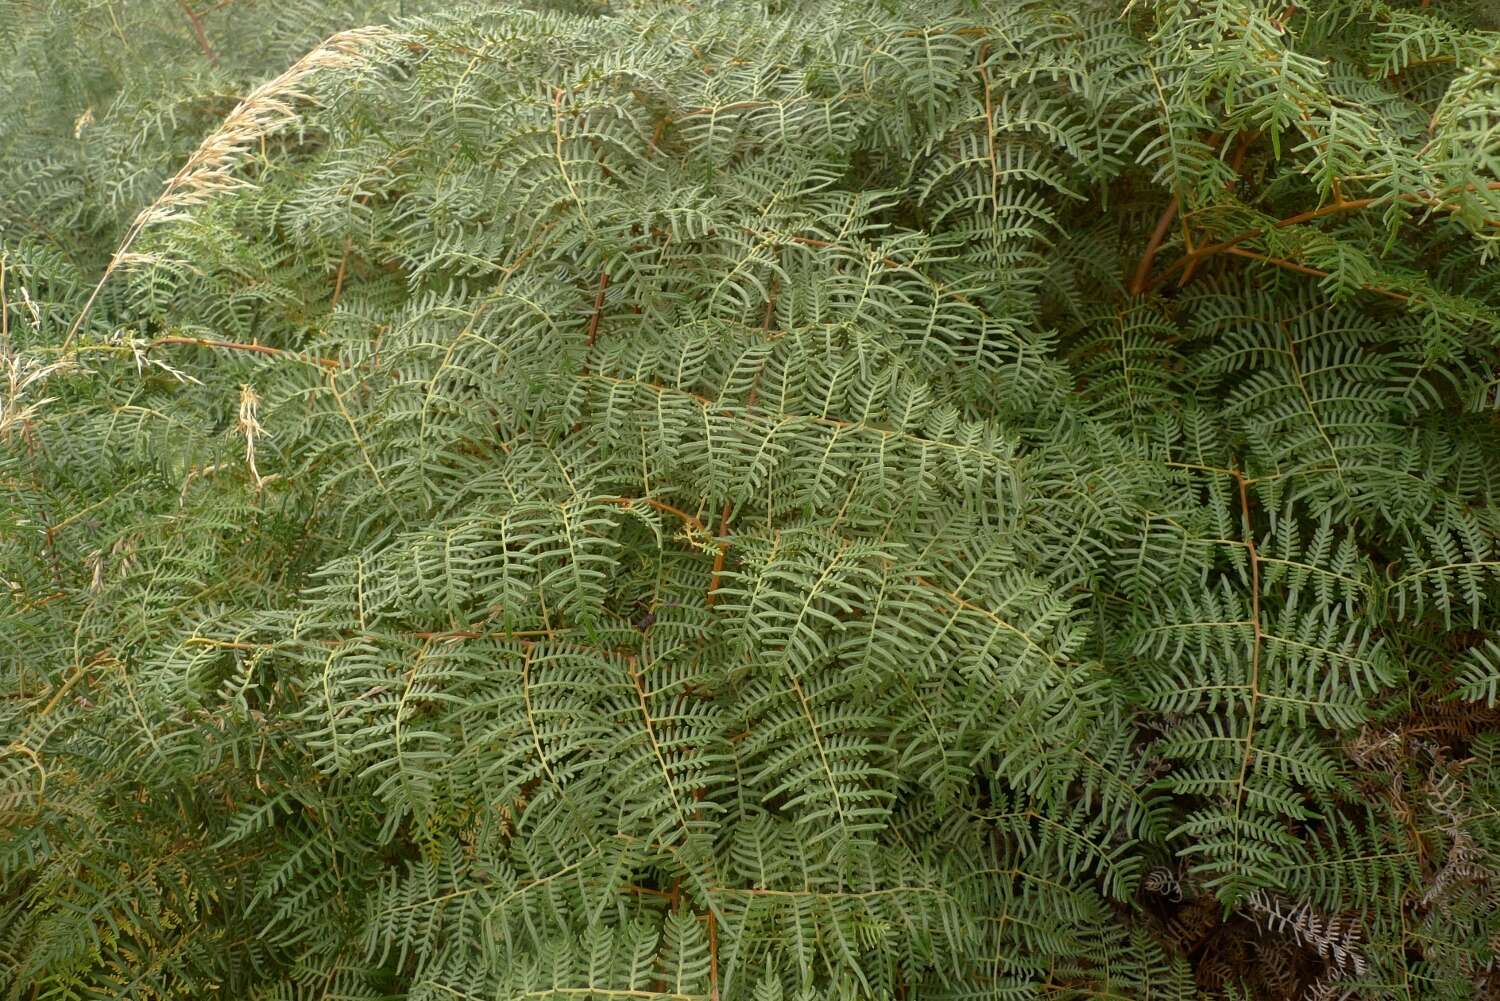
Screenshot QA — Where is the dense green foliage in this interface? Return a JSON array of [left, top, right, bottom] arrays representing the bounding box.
[[4, 0, 1500, 997]]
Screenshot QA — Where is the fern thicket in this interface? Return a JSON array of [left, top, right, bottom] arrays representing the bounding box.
[[3, 0, 1500, 998]]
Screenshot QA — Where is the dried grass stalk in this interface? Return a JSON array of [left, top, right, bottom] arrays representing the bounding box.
[[237, 383, 264, 489], [62, 25, 395, 350]]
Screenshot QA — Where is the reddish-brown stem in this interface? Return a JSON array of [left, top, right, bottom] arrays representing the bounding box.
[[1388, 54, 1457, 85], [743, 229, 906, 270], [646, 116, 670, 158], [1155, 197, 1375, 293], [330, 238, 353, 308], [572, 270, 612, 430], [620, 883, 676, 900], [706, 501, 732, 607], [1179, 131, 1254, 286], [330, 196, 369, 308], [1130, 197, 1179, 297], [1227, 130, 1254, 179], [759, 290, 777, 336], [585, 270, 609, 348], [1154, 182, 1500, 291], [608, 495, 706, 534], [1177, 224, 1202, 287], [406, 627, 557, 642], [1221, 247, 1411, 301], [1162, 196, 1378, 283], [176, 0, 219, 64]]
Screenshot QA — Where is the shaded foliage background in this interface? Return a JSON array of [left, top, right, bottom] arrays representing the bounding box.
[[3, 1, 1500, 999]]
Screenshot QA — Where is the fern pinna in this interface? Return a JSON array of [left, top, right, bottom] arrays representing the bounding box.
[[2, 1, 1500, 999]]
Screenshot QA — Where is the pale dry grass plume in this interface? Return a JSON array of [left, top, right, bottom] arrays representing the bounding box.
[[61, 25, 396, 350]]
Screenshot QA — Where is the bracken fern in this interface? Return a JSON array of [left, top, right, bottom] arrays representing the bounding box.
[[3, 1, 1500, 999]]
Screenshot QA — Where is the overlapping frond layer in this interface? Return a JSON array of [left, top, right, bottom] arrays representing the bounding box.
[[3, 1, 1500, 999]]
